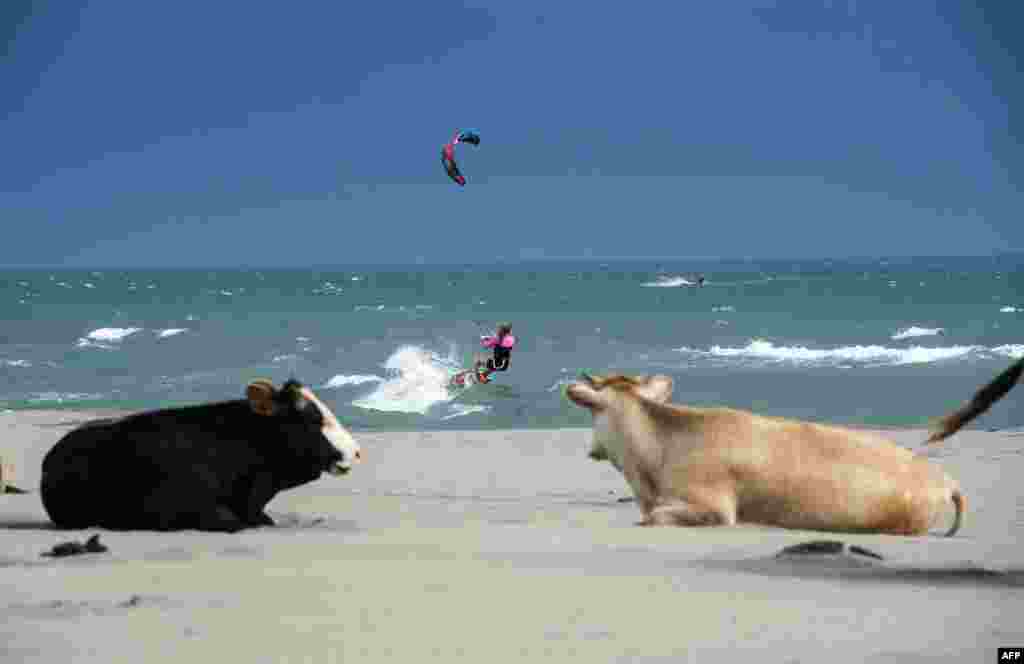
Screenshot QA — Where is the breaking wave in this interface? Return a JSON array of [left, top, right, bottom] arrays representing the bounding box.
[[324, 374, 384, 388], [992, 344, 1024, 359], [675, 339, 995, 367], [76, 327, 142, 349], [157, 328, 188, 338], [891, 326, 944, 340], [641, 275, 695, 288]]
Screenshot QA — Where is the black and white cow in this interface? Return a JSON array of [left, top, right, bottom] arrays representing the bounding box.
[[40, 378, 362, 532]]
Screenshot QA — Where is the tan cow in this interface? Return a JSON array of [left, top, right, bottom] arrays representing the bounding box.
[[566, 358, 1023, 536]]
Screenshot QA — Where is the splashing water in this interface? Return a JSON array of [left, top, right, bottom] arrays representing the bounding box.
[[351, 345, 463, 415]]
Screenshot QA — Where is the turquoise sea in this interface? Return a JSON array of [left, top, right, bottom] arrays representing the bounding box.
[[2, 255, 1022, 432]]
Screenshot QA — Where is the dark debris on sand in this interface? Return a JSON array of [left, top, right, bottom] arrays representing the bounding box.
[[777, 540, 884, 561], [41, 534, 109, 558]]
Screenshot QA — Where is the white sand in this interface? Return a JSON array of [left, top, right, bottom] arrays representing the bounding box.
[[2, 410, 1022, 663]]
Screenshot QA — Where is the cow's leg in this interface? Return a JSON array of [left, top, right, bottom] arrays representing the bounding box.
[[195, 504, 246, 533], [140, 481, 196, 531], [141, 478, 243, 532], [231, 473, 278, 527], [640, 499, 731, 527]]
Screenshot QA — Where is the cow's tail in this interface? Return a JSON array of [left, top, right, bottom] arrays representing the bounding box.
[[925, 357, 1024, 445], [945, 490, 965, 537]]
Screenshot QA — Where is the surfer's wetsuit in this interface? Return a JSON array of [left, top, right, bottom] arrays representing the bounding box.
[[476, 330, 514, 382], [485, 343, 511, 373]]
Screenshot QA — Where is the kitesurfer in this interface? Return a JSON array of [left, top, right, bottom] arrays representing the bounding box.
[[474, 322, 515, 383]]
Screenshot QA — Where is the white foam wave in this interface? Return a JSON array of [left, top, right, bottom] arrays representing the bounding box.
[[351, 345, 462, 415], [312, 282, 343, 296], [642, 275, 694, 288], [712, 305, 735, 313], [353, 304, 435, 313], [1000, 306, 1019, 313], [678, 338, 983, 367], [891, 326, 943, 341], [324, 374, 384, 388], [76, 327, 142, 348], [28, 391, 104, 403], [86, 327, 141, 342], [992, 344, 1024, 359], [1, 359, 31, 368], [440, 404, 490, 420], [157, 328, 188, 338]]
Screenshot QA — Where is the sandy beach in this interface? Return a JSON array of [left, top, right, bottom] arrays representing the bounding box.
[[2, 410, 1022, 663]]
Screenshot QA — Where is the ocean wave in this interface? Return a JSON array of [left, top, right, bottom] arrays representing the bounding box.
[[1000, 306, 1019, 313], [86, 327, 141, 342], [76, 327, 142, 349], [353, 304, 435, 313], [28, 391, 105, 404], [1, 359, 31, 368], [676, 339, 985, 367], [642, 275, 694, 288], [993, 344, 1024, 359], [312, 281, 344, 296], [712, 305, 735, 313], [440, 404, 491, 420], [891, 326, 944, 341], [156, 328, 188, 338], [324, 374, 384, 388]]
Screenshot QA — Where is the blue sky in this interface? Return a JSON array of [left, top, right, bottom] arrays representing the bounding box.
[[2, 1, 1021, 267]]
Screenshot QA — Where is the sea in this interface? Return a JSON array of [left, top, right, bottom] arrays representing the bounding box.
[[2, 255, 1022, 432]]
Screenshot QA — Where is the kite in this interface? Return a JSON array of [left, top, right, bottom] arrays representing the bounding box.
[[441, 129, 481, 186]]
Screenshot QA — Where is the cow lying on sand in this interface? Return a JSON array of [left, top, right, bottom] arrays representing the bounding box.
[[566, 358, 1023, 536], [41, 379, 362, 532]]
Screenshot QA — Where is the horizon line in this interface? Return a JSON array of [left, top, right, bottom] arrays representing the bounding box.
[[1, 250, 1021, 270]]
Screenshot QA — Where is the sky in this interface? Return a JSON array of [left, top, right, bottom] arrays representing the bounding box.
[[2, 1, 1022, 267]]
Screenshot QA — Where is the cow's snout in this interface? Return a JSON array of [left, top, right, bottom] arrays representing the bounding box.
[[322, 426, 361, 476]]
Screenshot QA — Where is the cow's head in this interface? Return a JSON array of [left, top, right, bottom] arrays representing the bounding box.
[[566, 373, 673, 469], [246, 378, 362, 476]]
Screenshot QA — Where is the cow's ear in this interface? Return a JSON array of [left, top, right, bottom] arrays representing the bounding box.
[[246, 379, 277, 416]]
